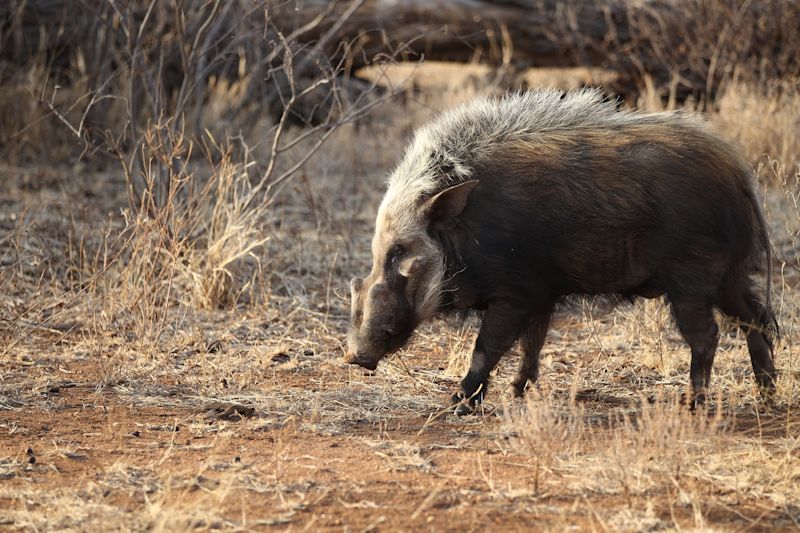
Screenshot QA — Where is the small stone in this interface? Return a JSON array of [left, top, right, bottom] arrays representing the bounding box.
[[271, 352, 290, 364], [132, 431, 140, 437], [28, 456, 36, 465]]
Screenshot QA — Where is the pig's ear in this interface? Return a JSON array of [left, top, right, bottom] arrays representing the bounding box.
[[422, 180, 479, 231]]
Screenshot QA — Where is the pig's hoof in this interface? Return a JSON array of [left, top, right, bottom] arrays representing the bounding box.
[[449, 393, 474, 416], [757, 383, 777, 405], [688, 391, 706, 413], [454, 399, 474, 416]]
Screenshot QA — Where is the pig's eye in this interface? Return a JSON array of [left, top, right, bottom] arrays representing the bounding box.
[[386, 244, 404, 267]]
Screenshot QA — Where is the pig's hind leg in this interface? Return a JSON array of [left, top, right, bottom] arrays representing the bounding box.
[[718, 279, 777, 399], [512, 310, 553, 397], [670, 297, 720, 408]]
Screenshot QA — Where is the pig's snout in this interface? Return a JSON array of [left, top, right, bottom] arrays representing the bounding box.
[[343, 351, 380, 371]]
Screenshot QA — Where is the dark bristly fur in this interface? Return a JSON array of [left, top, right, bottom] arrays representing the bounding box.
[[346, 89, 777, 414]]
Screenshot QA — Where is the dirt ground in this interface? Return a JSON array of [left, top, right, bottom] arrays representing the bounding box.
[[2, 323, 799, 532], [0, 343, 634, 531]]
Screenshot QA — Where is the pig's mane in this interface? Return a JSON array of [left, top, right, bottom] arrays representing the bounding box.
[[384, 87, 703, 206]]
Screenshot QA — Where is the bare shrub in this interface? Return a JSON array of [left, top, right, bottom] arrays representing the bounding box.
[[0, 1, 407, 358], [504, 380, 589, 468]]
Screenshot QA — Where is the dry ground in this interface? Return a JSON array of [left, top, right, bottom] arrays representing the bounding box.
[[1, 74, 800, 531]]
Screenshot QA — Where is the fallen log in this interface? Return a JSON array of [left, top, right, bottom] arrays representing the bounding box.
[[272, 0, 800, 102], [3, 0, 798, 118]]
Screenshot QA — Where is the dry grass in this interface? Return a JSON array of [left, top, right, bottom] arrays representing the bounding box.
[[2, 8, 800, 528], [716, 81, 800, 178]]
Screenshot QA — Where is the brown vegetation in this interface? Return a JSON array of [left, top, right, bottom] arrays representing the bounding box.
[[1, 1, 799, 530]]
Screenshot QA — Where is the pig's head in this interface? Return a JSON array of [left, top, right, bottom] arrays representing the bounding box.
[[345, 179, 478, 370]]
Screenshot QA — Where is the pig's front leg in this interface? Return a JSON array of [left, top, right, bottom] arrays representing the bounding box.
[[451, 300, 531, 415]]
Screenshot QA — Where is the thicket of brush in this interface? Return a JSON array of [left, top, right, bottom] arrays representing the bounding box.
[[2, 0, 401, 341]]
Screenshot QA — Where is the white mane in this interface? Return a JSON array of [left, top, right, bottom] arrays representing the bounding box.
[[385, 88, 700, 205]]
